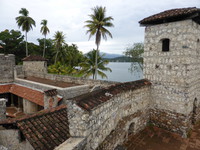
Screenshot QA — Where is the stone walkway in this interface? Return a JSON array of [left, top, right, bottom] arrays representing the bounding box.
[[123, 124, 200, 150]]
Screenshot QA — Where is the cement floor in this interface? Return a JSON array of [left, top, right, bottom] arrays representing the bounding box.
[[21, 76, 80, 88], [123, 124, 200, 150], [6, 107, 25, 118]]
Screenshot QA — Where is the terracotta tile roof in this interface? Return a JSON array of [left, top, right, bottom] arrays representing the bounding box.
[[10, 84, 45, 106], [22, 55, 47, 61], [72, 79, 151, 111], [44, 89, 57, 96], [139, 7, 200, 26], [0, 84, 12, 94], [0, 105, 70, 150], [0, 84, 62, 106]]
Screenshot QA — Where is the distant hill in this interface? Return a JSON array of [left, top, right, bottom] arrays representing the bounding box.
[[100, 52, 123, 59], [105, 56, 132, 62]]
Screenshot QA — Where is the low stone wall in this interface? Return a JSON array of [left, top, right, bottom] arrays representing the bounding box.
[[67, 81, 151, 150], [150, 108, 192, 137], [96, 110, 149, 150], [15, 67, 116, 87], [54, 138, 87, 150], [14, 78, 90, 101], [0, 129, 34, 150], [0, 99, 6, 120]]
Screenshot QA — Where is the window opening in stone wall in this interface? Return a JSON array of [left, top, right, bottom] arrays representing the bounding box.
[[197, 39, 200, 56], [128, 122, 135, 136], [162, 38, 170, 52], [192, 98, 198, 125]]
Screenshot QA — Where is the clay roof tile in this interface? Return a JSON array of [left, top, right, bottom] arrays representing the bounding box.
[[139, 7, 200, 25]]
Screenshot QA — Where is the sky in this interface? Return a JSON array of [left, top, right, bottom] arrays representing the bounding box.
[[0, 0, 199, 55]]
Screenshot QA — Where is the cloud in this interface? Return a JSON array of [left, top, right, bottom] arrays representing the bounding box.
[[0, 0, 199, 54]]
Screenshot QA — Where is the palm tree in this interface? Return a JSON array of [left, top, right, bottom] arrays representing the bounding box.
[[79, 49, 112, 79], [53, 31, 65, 64], [85, 6, 114, 79], [16, 8, 36, 56], [40, 19, 50, 57]]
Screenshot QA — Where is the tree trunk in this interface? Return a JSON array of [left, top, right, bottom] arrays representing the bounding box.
[[95, 45, 99, 80], [43, 36, 46, 57], [25, 31, 28, 56], [55, 50, 58, 64]]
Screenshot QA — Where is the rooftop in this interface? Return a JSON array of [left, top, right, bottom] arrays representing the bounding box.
[[139, 7, 200, 26], [123, 124, 200, 150], [0, 105, 70, 150], [0, 84, 62, 106], [21, 76, 80, 88], [22, 55, 47, 61], [72, 79, 151, 111]]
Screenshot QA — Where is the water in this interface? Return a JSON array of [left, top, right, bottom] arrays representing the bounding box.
[[96, 62, 143, 82]]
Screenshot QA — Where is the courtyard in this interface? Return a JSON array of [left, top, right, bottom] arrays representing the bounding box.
[[123, 124, 200, 150]]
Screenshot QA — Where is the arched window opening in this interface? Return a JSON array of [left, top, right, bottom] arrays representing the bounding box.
[[162, 38, 170, 52], [128, 122, 135, 136]]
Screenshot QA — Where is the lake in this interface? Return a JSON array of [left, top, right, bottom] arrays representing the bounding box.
[[95, 62, 143, 82]]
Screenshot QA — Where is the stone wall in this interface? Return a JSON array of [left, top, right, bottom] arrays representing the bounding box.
[[67, 84, 151, 150], [0, 99, 6, 120], [14, 78, 91, 101], [23, 61, 47, 73], [0, 54, 15, 83], [15, 67, 116, 87], [0, 129, 34, 150], [143, 19, 200, 136]]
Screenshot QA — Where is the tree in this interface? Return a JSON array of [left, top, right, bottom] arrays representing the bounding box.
[[16, 8, 36, 56], [0, 29, 25, 63], [37, 38, 54, 64], [85, 6, 114, 79], [124, 43, 144, 73], [48, 62, 78, 76], [53, 31, 65, 64], [79, 49, 112, 79], [40, 19, 50, 57]]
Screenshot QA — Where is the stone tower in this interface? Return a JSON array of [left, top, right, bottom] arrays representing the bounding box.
[[0, 54, 15, 83], [22, 55, 47, 73], [140, 7, 200, 136]]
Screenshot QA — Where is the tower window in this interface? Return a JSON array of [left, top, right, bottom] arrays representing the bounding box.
[[162, 39, 170, 52]]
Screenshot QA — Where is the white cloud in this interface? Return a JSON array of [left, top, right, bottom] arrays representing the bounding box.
[[0, 0, 199, 54]]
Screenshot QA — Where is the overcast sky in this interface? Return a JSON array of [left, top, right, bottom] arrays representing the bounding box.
[[0, 0, 199, 54]]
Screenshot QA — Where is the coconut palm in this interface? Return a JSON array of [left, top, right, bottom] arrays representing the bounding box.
[[53, 31, 65, 64], [79, 49, 112, 79], [16, 8, 36, 56], [85, 6, 114, 79], [40, 19, 50, 57]]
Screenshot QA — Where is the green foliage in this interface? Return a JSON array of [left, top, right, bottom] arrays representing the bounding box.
[[79, 49, 112, 79], [40, 19, 50, 57], [0, 29, 25, 64], [16, 8, 36, 56], [124, 43, 144, 73], [37, 38, 54, 64], [15, 8, 36, 32], [53, 31, 66, 64], [48, 62, 78, 75], [85, 6, 114, 79]]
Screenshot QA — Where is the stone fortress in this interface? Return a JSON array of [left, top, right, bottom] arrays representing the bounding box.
[[0, 7, 200, 150]]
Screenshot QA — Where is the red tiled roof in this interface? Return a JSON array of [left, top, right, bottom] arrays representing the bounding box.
[[139, 7, 200, 25], [72, 79, 151, 111], [10, 84, 44, 106], [0, 84, 12, 94], [22, 55, 47, 61], [0, 84, 62, 106], [0, 105, 70, 150]]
